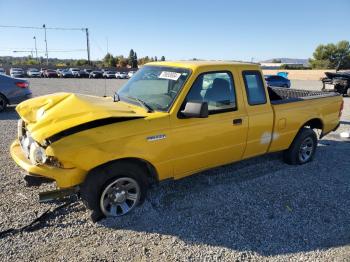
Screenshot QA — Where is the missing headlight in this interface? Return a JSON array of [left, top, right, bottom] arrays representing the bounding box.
[[29, 143, 47, 165]]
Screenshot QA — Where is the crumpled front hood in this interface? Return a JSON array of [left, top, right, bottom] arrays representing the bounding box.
[[16, 92, 147, 143]]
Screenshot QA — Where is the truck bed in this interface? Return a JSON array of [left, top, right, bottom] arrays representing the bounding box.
[[268, 87, 339, 104]]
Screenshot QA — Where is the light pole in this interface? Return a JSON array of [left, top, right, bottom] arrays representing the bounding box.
[[43, 24, 48, 65], [85, 28, 91, 64], [33, 36, 38, 61]]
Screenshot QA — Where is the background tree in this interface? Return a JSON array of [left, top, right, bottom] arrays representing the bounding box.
[[133, 52, 138, 68], [118, 57, 128, 67], [128, 49, 138, 68], [74, 59, 89, 66], [309, 40, 350, 69], [160, 56, 165, 61], [103, 53, 117, 67], [154, 56, 158, 61]]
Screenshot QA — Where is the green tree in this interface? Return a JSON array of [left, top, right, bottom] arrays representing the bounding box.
[[128, 49, 138, 68], [309, 40, 350, 69], [118, 57, 128, 67], [160, 56, 165, 61], [155, 56, 158, 61], [103, 53, 116, 67], [74, 59, 89, 66], [133, 52, 138, 68]]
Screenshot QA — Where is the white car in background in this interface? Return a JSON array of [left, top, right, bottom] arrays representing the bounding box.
[[10, 68, 25, 78], [127, 71, 136, 78], [69, 68, 80, 78], [0, 68, 5, 75], [103, 70, 116, 79], [27, 68, 41, 77], [115, 71, 128, 79]]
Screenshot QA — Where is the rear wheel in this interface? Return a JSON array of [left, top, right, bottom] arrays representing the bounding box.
[[0, 94, 7, 112], [80, 161, 148, 222], [283, 128, 317, 165]]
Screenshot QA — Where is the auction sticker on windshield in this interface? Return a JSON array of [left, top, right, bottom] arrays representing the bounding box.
[[158, 71, 181, 81]]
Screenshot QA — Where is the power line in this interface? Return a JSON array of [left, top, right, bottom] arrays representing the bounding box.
[[0, 24, 91, 63], [0, 25, 85, 31], [0, 48, 86, 51]]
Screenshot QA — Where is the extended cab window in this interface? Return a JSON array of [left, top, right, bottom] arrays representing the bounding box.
[[243, 71, 267, 105], [185, 72, 236, 114]]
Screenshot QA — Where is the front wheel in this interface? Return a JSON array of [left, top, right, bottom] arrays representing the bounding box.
[[80, 161, 148, 222], [283, 128, 317, 165]]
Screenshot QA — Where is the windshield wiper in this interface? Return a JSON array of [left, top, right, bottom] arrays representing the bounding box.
[[126, 96, 154, 113]]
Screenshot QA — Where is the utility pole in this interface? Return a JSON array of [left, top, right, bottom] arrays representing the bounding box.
[[85, 28, 91, 64], [43, 24, 48, 65], [33, 36, 38, 61]]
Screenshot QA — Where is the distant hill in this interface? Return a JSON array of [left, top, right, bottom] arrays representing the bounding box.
[[261, 58, 309, 66]]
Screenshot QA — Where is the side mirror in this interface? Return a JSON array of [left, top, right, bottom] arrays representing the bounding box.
[[180, 101, 208, 118]]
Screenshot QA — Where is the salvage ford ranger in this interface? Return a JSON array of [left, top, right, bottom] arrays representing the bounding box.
[[10, 61, 343, 221]]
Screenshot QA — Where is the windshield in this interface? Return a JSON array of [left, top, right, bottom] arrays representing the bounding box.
[[117, 66, 190, 112]]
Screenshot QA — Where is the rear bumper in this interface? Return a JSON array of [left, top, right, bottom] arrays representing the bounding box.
[[10, 140, 87, 188]]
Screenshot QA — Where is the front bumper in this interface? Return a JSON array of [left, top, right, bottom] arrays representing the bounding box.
[[10, 140, 87, 188]]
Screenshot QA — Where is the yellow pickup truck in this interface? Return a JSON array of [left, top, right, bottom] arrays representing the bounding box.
[[10, 61, 343, 220]]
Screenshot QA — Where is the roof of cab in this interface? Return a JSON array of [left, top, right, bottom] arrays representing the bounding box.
[[146, 60, 260, 70]]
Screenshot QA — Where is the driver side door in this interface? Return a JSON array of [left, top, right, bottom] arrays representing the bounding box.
[[169, 70, 248, 178]]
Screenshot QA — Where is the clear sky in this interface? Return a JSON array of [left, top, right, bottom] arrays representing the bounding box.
[[0, 0, 349, 62]]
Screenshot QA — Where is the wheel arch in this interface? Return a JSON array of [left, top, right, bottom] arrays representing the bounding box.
[[88, 157, 159, 186], [301, 118, 324, 132], [0, 92, 9, 103]]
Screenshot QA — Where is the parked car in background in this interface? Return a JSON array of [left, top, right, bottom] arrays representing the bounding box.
[[27, 68, 41, 78], [103, 70, 116, 79], [84, 69, 92, 75], [69, 68, 80, 78], [56, 69, 64, 77], [115, 71, 128, 79], [127, 71, 136, 78], [0, 74, 32, 112], [43, 69, 58, 78], [0, 68, 5, 75], [60, 69, 74, 78], [77, 70, 90, 78], [322, 71, 350, 96], [264, 75, 291, 88], [10, 68, 25, 78], [40, 68, 47, 77], [89, 71, 103, 79]]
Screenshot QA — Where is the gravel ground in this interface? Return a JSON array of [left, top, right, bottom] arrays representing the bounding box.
[[0, 79, 349, 261]]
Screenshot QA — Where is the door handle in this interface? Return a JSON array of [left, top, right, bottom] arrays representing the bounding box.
[[233, 118, 242, 125]]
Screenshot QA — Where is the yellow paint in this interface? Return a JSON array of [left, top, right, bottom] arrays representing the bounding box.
[[10, 61, 343, 188]]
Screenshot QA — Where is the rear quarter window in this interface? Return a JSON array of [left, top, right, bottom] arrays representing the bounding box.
[[242, 71, 267, 105]]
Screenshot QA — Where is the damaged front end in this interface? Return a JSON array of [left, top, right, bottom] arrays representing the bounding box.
[[12, 119, 85, 199], [11, 92, 149, 201]]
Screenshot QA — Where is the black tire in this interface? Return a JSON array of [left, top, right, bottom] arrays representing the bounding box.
[[0, 94, 8, 112], [283, 128, 317, 165], [80, 161, 149, 222]]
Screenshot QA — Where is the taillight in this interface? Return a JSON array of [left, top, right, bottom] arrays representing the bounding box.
[[15, 82, 29, 88], [339, 100, 344, 117]]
